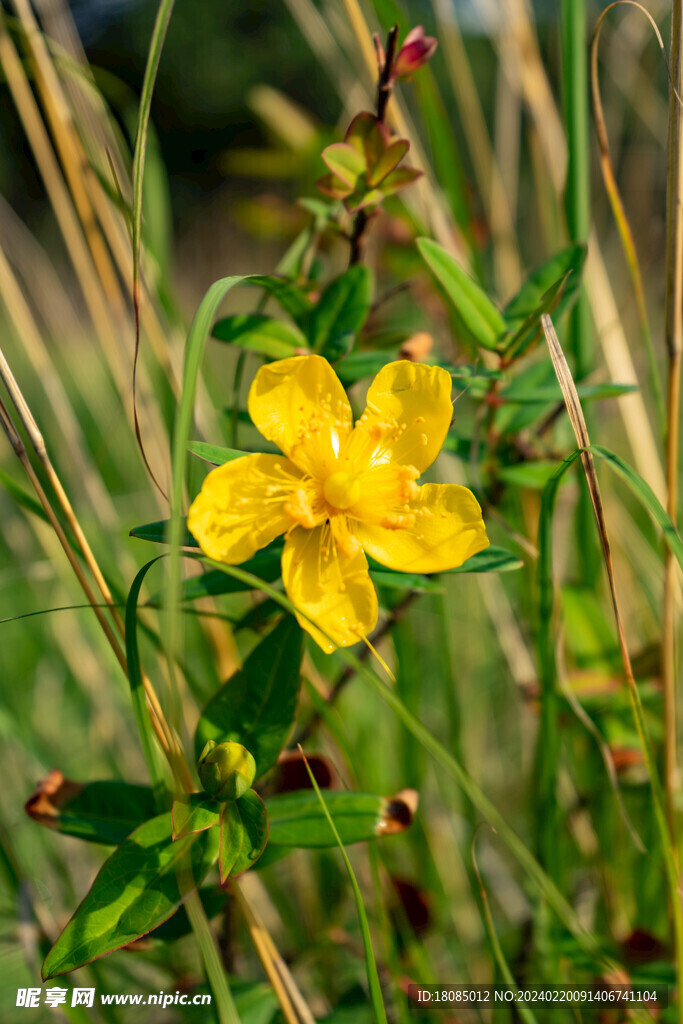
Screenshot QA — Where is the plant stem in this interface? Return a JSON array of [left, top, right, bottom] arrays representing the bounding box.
[[185, 890, 241, 1024], [375, 25, 399, 125], [561, 0, 600, 587], [348, 25, 398, 266], [664, 0, 683, 850]]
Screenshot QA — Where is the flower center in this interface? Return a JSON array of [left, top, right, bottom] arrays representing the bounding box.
[[323, 471, 361, 510]]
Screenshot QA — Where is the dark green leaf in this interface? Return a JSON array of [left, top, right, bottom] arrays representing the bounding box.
[[502, 275, 570, 358], [42, 813, 219, 979], [129, 519, 198, 547], [218, 791, 268, 883], [504, 245, 586, 336], [335, 349, 400, 384], [417, 237, 506, 350], [26, 778, 156, 846], [171, 548, 283, 603], [172, 794, 221, 840], [444, 546, 523, 574], [308, 265, 374, 352], [322, 329, 355, 361], [370, 570, 444, 593], [265, 791, 397, 848], [212, 314, 309, 359], [149, 886, 226, 941], [367, 546, 522, 586], [246, 275, 313, 326], [187, 441, 250, 465], [195, 616, 304, 779]]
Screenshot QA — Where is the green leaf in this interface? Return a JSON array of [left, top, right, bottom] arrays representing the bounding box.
[[172, 548, 283, 602], [367, 546, 522, 587], [149, 886, 226, 941], [497, 461, 561, 490], [246, 275, 312, 326], [417, 237, 506, 350], [42, 813, 219, 979], [504, 244, 586, 338], [370, 570, 444, 593], [218, 791, 268, 883], [26, 779, 156, 846], [125, 557, 167, 806], [499, 382, 637, 405], [308, 265, 374, 352], [445, 546, 523, 574], [265, 791, 398, 848], [129, 519, 198, 547], [502, 275, 571, 359], [335, 349, 400, 384], [172, 794, 221, 840], [187, 441, 250, 465], [195, 616, 304, 779], [322, 141, 366, 187], [212, 314, 309, 359]]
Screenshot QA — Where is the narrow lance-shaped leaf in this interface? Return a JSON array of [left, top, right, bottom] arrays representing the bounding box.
[[308, 265, 374, 353], [26, 773, 157, 846], [212, 314, 309, 360], [246, 275, 313, 327], [503, 244, 586, 339], [195, 615, 304, 779], [42, 813, 219, 979], [417, 237, 506, 350], [264, 789, 415, 848], [187, 441, 252, 465]]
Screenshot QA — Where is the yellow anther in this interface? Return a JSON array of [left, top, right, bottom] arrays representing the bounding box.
[[284, 488, 317, 529], [324, 471, 361, 510]]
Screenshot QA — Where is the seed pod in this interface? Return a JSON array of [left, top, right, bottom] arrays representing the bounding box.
[[198, 740, 256, 801]]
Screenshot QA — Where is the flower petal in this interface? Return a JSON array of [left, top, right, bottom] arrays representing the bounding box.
[[248, 355, 353, 476], [351, 360, 453, 473], [187, 453, 301, 564], [357, 483, 488, 573], [281, 524, 378, 652]]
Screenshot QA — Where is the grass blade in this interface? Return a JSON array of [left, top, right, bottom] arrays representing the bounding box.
[[132, 0, 176, 496], [298, 746, 388, 1024]]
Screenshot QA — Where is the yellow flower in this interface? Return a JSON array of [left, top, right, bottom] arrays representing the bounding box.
[[188, 356, 488, 652]]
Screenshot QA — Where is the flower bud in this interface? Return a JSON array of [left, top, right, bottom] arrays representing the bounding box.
[[198, 740, 256, 801], [392, 27, 438, 80]]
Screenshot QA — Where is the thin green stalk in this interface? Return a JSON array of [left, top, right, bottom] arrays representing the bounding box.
[[299, 747, 388, 1024], [472, 829, 537, 1024], [561, 0, 599, 586], [185, 890, 241, 1024], [230, 350, 246, 449]]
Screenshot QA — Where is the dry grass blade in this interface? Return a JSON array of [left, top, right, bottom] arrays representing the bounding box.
[[664, 0, 683, 850], [232, 880, 316, 1024]]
